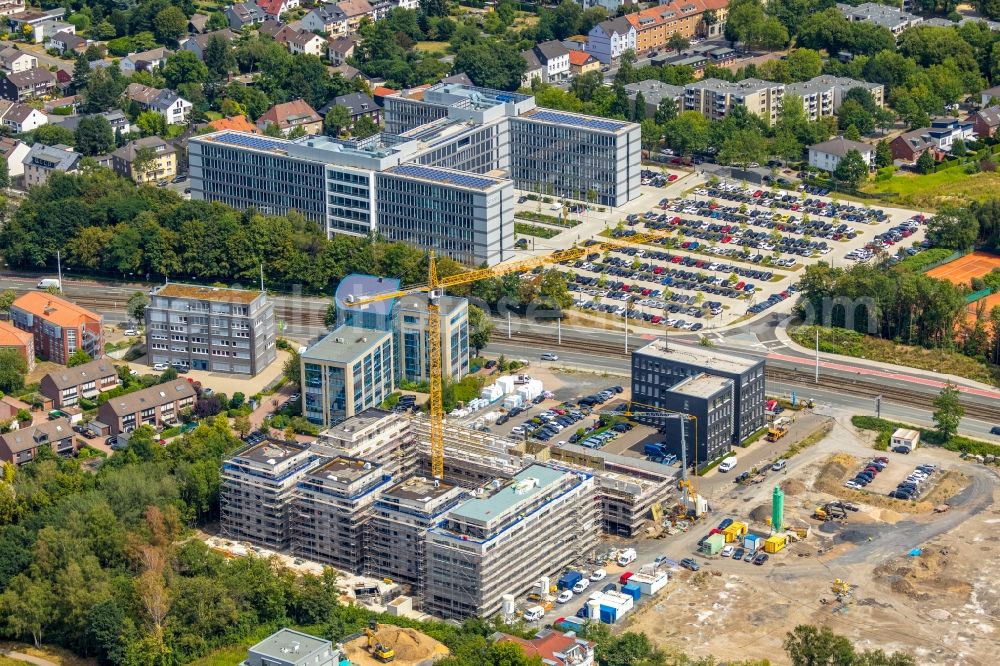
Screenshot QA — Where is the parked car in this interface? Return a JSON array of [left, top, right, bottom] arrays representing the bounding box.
[[680, 558, 700, 571], [589, 569, 607, 581], [152, 363, 168, 371], [557, 590, 573, 604]]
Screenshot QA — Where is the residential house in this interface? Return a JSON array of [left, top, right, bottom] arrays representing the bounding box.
[[288, 29, 326, 57], [0, 46, 35, 73], [496, 630, 596, 666], [327, 35, 358, 65], [520, 48, 544, 87], [9, 291, 102, 364], [0, 136, 29, 177], [258, 0, 300, 19], [226, 1, 267, 30], [44, 94, 79, 112], [188, 13, 210, 33], [980, 84, 1000, 107], [256, 99, 322, 135], [97, 382, 197, 436], [55, 109, 133, 137], [50, 31, 86, 55], [579, 0, 630, 12], [7, 7, 64, 42], [322, 92, 379, 127], [970, 105, 1000, 138], [259, 19, 299, 45], [181, 29, 237, 60], [0, 395, 33, 429], [121, 47, 170, 73], [34, 19, 73, 42], [0, 417, 75, 465], [39, 359, 120, 408], [22, 143, 80, 188], [808, 136, 875, 172], [125, 83, 192, 125], [569, 49, 600, 75], [0, 100, 47, 133], [303, 4, 348, 34], [0, 67, 55, 101], [0, 319, 34, 371], [587, 17, 637, 64], [890, 118, 976, 162], [836, 2, 921, 35], [54, 69, 72, 94], [531, 40, 571, 83], [337, 0, 375, 31], [205, 115, 259, 133], [112, 136, 178, 184], [0, 0, 25, 18]]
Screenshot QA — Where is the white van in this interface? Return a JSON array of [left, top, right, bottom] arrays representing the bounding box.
[[36, 278, 60, 289], [718, 457, 738, 473], [616, 547, 637, 566], [771, 459, 788, 472], [522, 605, 545, 622]]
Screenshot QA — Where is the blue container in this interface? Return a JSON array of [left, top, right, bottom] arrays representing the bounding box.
[[622, 583, 642, 601], [599, 605, 617, 624]]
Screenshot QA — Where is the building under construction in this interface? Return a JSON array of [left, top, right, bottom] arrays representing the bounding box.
[[424, 464, 597, 620], [220, 439, 319, 549], [291, 456, 393, 572], [367, 476, 466, 602], [410, 418, 525, 487], [313, 408, 417, 480]]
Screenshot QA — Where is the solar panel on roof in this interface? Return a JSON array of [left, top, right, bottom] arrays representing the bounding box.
[[213, 132, 287, 151], [529, 110, 627, 132], [390, 164, 499, 190]]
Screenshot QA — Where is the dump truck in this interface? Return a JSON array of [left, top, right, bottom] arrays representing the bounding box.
[[765, 419, 789, 442]]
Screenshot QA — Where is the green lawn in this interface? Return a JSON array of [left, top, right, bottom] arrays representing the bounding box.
[[515, 222, 560, 239], [413, 41, 449, 53], [864, 165, 1000, 209]]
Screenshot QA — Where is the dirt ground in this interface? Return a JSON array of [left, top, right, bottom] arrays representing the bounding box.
[[619, 416, 1000, 665], [343, 626, 449, 666]]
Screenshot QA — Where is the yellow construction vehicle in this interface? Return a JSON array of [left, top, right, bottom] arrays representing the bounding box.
[[765, 420, 789, 442], [343, 230, 673, 480], [365, 619, 395, 663]]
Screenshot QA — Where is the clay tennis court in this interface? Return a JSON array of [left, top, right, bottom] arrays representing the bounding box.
[[926, 251, 1000, 285]]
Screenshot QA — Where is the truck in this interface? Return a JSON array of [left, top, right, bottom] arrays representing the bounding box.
[[618, 571, 634, 586], [557, 570, 584, 591], [766, 419, 789, 442], [36, 278, 60, 290]]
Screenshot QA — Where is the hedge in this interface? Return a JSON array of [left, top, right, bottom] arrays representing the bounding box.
[[851, 415, 1000, 457]]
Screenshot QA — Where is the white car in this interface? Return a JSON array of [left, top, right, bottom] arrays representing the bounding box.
[[540, 352, 559, 361], [572, 578, 591, 594], [124, 329, 139, 336], [721, 545, 734, 558], [589, 569, 607, 581], [152, 363, 169, 371], [557, 589, 574, 604]]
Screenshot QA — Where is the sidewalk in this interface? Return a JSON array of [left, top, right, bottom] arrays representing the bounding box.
[[774, 317, 1000, 394]]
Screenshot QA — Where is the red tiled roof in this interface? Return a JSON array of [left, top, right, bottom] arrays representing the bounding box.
[[497, 633, 589, 666], [256, 99, 320, 129], [11, 292, 100, 328], [258, 0, 286, 16], [207, 115, 259, 133], [372, 86, 397, 97], [0, 320, 32, 348], [568, 50, 595, 66]]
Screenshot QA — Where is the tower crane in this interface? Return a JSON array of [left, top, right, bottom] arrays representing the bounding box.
[[342, 230, 673, 479]]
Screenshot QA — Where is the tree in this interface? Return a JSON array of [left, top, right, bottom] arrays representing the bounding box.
[[153, 6, 188, 47], [927, 205, 979, 251], [1, 575, 54, 648], [0, 289, 15, 315], [654, 97, 677, 125], [667, 33, 689, 52], [163, 51, 208, 89], [353, 114, 379, 139], [132, 146, 159, 180], [932, 382, 964, 440], [136, 111, 167, 138], [632, 91, 646, 121], [951, 138, 967, 157], [233, 414, 252, 438], [453, 41, 526, 91], [875, 140, 893, 168], [204, 34, 236, 80], [324, 105, 352, 136], [67, 349, 92, 367], [664, 111, 710, 156], [0, 156, 7, 189], [832, 149, 868, 188], [915, 149, 936, 174], [284, 349, 301, 386], [74, 115, 115, 156], [784, 625, 856, 666], [32, 124, 75, 147], [0, 348, 27, 393], [718, 128, 767, 168], [127, 291, 149, 323], [468, 304, 493, 355]]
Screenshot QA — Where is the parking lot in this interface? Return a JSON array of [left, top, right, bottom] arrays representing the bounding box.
[[512, 172, 931, 329]]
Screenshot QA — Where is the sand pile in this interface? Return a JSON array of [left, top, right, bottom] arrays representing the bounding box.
[[780, 479, 806, 496], [345, 625, 449, 665], [875, 549, 971, 601]]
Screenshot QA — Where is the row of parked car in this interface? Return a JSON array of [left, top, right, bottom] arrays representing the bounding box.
[[844, 456, 890, 490], [746, 282, 801, 315], [702, 182, 890, 224], [668, 195, 859, 243], [570, 295, 707, 332], [571, 256, 747, 302], [888, 464, 937, 500], [641, 168, 679, 187]]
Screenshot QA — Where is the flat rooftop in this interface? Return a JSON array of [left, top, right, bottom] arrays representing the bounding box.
[[301, 326, 392, 364], [236, 439, 310, 465], [154, 283, 262, 305], [634, 340, 762, 375], [248, 628, 330, 662], [383, 163, 506, 190], [669, 373, 732, 398], [321, 408, 395, 439], [306, 456, 381, 483], [519, 108, 630, 133], [198, 130, 406, 161], [449, 464, 567, 524], [384, 475, 456, 502]]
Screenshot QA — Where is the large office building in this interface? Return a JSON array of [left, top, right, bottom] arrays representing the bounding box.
[[190, 84, 639, 265], [630, 341, 765, 468], [301, 326, 394, 427], [424, 464, 597, 620], [145, 283, 276, 375]]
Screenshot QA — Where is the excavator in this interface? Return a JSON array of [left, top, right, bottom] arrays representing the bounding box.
[[365, 619, 395, 663]]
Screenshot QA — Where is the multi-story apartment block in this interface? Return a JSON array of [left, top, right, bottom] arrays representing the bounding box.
[[22, 142, 80, 187], [220, 439, 319, 549], [313, 408, 417, 480], [368, 476, 466, 601], [785, 75, 884, 122], [836, 2, 921, 35], [10, 292, 102, 364], [0, 319, 33, 371], [626, 80, 685, 118], [97, 381, 197, 435], [291, 456, 393, 571], [631, 341, 765, 468], [626, 0, 729, 55], [301, 326, 394, 427], [145, 284, 276, 375], [112, 136, 177, 184], [39, 359, 119, 408], [0, 417, 75, 465], [425, 464, 597, 619], [684, 77, 784, 125]]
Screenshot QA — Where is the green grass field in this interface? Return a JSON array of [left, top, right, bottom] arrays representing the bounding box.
[[864, 165, 1000, 209], [413, 41, 449, 53]]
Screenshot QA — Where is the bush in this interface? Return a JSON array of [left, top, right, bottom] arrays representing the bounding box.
[[852, 415, 1000, 457]]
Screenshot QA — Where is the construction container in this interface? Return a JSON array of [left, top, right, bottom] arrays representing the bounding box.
[[744, 534, 762, 553], [628, 571, 668, 596], [618, 571, 634, 586], [502, 394, 523, 410], [722, 521, 748, 543], [558, 571, 583, 590], [621, 583, 642, 601], [496, 375, 516, 395], [764, 534, 788, 554], [481, 384, 503, 401], [592, 591, 633, 624], [554, 616, 585, 632], [702, 533, 725, 556]]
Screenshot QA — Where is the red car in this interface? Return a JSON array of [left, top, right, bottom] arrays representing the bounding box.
[[753, 190, 763, 198], [653, 266, 665, 274], [735, 281, 746, 289], [671, 255, 683, 263], [651, 315, 662, 324], [721, 235, 732, 243], [667, 174, 678, 182]]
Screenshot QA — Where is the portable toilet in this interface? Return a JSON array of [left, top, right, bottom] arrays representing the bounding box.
[[744, 533, 762, 553], [621, 583, 642, 601], [702, 533, 725, 556], [764, 534, 789, 554]]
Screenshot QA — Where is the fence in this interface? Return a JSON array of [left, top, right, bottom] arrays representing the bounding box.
[[966, 288, 992, 303]]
